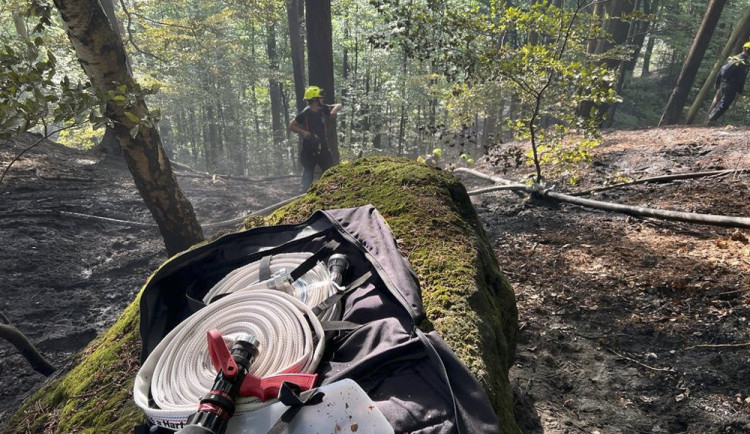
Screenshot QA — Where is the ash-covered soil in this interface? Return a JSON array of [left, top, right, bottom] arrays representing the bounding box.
[[0, 134, 300, 421], [2, 127, 750, 433], [465, 126, 750, 433]]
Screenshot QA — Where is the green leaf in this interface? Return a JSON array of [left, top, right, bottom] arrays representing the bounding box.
[[124, 111, 140, 123], [129, 125, 140, 138]]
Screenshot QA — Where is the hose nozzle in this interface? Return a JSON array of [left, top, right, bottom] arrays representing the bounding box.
[[327, 254, 350, 286]]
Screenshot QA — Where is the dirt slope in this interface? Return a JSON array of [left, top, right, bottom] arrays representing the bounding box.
[[1, 127, 749, 432]]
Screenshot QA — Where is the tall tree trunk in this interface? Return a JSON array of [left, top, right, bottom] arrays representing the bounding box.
[[52, 0, 204, 256], [12, 11, 29, 40], [641, 35, 656, 76], [206, 103, 219, 172], [640, 0, 663, 78], [287, 0, 306, 113], [606, 0, 643, 124], [96, 0, 125, 156], [267, 23, 285, 156], [623, 0, 648, 73], [580, 0, 636, 121], [305, 0, 339, 163], [659, 0, 728, 125], [586, 0, 606, 54], [686, 5, 750, 124], [397, 54, 407, 156], [188, 108, 198, 167]]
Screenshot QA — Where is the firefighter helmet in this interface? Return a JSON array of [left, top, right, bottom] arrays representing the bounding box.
[[304, 86, 325, 100]]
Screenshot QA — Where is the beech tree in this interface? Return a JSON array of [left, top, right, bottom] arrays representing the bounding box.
[[52, 0, 204, 255]]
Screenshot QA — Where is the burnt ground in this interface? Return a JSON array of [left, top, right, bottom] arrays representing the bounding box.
[[1, 127, 750, 433]]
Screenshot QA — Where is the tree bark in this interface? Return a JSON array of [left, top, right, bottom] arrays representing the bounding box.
[[586, 1, 605, 54], [686, 5, 750, 124], [624, 0, 649, 73], [579, 0, 636, 121], [305, 0, 340, 163], [606, 0, 644, 124], [287, 0, 306, 113], [659, 0, 728, 125], [95, 0, 125, 156], [12, 11, 29, 40], [266, 23, 285, 176], [52, 0, 204, 256]]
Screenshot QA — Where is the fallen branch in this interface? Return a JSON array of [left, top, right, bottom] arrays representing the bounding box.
[[1, 195, 306, 231], [453, 167, 519, 185], [0, 312, 55, 377], [58, 211, 157, 229], [461, 168, 750, 229], [453, 168, 527, 198], [1, 127, 78, 185], [541, 190, 750, 229], [465, 184, 527, 195], [605, 348, 675, 373], [202, 194, 304, 228], [572, 169, 749, 196], [172, 162, 298, 183], [684, 342, 750, 350]]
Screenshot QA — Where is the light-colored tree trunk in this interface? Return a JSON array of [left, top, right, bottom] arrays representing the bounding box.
[[12, 11, 29, 40], [266, 22, 285, 176], [52, 0, 204, 256]]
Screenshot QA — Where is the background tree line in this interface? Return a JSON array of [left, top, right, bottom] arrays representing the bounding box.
[[3, 0, 750, 179]]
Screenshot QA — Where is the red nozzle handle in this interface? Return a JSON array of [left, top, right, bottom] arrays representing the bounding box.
[[239, 373, 317, 401], [207, 329, 239, 378]]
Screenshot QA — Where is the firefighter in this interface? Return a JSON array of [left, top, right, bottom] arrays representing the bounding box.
[[707, 42, 750, 123], [289, 86, 342, 190]]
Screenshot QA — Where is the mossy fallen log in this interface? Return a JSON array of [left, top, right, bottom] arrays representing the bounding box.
[[4, 156, 519, 433]]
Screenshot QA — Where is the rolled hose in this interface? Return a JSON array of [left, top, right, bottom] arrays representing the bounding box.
[[202, 253, 341, 321], [133, 289, 325, 428]]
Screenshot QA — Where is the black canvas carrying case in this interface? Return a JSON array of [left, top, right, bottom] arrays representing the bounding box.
[[138, 205, 501, 433]]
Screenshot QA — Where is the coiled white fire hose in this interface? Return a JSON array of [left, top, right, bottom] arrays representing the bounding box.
[[133, 289, 325, 429], [203, 253, 341, 321]]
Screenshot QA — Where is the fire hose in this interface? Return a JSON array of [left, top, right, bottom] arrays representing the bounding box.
[[202, 253, 342, 321], [134, 254, 349, 430]]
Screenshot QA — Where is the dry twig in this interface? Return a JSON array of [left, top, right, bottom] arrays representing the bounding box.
[[685, 342, 750, 350], [605, 348, 676, 373]]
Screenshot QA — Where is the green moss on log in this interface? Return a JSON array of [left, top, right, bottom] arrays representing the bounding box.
[[261, 157, 519, 433], [4, 156, 519, 433]]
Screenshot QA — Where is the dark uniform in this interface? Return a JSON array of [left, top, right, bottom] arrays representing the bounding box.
[[708, 53, 750, 122], [294, 105, 333, 190]]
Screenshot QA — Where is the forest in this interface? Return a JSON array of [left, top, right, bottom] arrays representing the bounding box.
[[3, 0, 750, 180], [2, 0, 750, 433]]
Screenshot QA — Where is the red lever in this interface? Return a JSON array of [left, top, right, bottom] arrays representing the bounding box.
[[239, 373, 318, 401], [207, 329, 238, 379]]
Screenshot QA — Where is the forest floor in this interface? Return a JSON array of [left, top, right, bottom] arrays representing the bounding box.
[[1, 127, 749, 433]]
